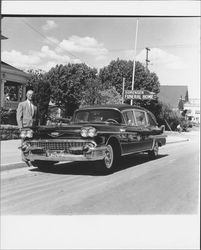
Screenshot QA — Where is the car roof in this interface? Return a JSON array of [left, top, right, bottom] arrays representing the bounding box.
[[77, 104, 148, 112]]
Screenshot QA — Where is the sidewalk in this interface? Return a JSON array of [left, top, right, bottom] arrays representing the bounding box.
[[0, 132, 190, 171], [164, 131, 190, 144], [1, 139, 26, 171]]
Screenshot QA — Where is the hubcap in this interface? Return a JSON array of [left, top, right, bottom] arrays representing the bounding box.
[[104, 145, 113, 169]]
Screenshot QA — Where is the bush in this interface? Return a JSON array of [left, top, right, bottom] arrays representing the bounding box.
[[133, 100, 184, 131], [0, 108, 17, 125], [0, 125, 20, 140]]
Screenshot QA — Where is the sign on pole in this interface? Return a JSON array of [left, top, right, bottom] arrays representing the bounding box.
[[125, 90, 157, 100]]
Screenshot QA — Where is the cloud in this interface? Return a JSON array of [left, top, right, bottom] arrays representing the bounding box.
[[42, 20, 57, 31], [2, 46, 82, 72], [136, 48, 187, 69], [2, 35, 108, 71], [39, 45, 70, 62], [2, 50, 41, 70], [42, 35, 108, 60], [122, 48, 188, 70], [59, 35, 108, 57]]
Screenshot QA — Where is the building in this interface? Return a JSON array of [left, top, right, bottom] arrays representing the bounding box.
[[158, 85, 189, 110], [184, 98, 200, 124], [1, 34, 30, 111], [1, 61, 30, 110]]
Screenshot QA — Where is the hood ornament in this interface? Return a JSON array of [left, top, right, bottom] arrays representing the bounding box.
[[49, 132, 63, 137]]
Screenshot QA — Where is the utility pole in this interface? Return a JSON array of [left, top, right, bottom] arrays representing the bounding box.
[[122, 78, 125, 104], [131, 19, 139, 106], [145, 47, 150, 71]]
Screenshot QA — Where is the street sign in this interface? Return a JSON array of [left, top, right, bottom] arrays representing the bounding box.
[[125, 90, 157, 100]]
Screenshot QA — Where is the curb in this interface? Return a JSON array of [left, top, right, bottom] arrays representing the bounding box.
[[1, 162, 27, 172], [166, 138, 189, 145]]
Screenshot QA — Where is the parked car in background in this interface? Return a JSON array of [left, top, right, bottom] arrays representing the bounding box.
[[19, 104, 166, 173]]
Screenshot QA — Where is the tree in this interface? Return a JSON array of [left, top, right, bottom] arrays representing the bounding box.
[[80, 78, 122, 107], [46, 63, 97, 116], [98, 87, 122, 105], [178, 97, 184, 111], [80, 78, 101, 106], [26, 69, 45, 91], [26, 69, 51, 125], [99, 58, 160, 95], [156, 101, 182, 130]]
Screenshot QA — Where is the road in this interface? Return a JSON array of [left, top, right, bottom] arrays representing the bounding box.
[[1, 131, 199, 215]]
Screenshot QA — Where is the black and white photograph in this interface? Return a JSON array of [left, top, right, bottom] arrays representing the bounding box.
[[1, 1, 200, 249]]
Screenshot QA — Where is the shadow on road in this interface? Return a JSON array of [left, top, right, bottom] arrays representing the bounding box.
[[30, 153, 168, 176]]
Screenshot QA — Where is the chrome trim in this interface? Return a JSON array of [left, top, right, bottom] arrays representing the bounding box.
[[151, 138, 156, 150], [28, 139, 97, 154], [122, 150, 148, 156], [149, 134, 167, 139], [29, 139, 95, 143], [26, 146, 107, 162], [97, 131, 139, 135]]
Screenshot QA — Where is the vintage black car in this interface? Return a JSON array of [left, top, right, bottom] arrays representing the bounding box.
[[20, 104, 166, 173]]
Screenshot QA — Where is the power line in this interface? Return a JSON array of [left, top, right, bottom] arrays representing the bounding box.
[[21, 19, 92, 67]]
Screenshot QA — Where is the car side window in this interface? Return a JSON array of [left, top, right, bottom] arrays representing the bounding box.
[[123, 110, 136, 126], [147, 112, 157, 126], [134, 110, 147, 126]]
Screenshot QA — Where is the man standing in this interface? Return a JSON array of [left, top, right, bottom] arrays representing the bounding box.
[[16, 89, 38, 128]]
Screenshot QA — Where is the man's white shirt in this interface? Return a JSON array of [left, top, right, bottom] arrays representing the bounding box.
[[27, 99, 34, 115]]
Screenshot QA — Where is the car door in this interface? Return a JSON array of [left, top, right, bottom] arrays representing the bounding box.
[[121, 109, 150, 154], [146, 112, 162, 135], [133, 109, 153, 151]]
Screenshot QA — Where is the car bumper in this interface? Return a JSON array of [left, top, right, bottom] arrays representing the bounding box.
[[25, 146, 107, 162]]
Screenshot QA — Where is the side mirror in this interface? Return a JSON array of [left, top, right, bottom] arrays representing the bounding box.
[[160, 125, 165, 133]]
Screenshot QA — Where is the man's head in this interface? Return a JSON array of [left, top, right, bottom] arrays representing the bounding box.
[[26, 90, 34, 101]]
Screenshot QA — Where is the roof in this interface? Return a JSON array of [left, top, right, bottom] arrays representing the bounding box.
[[1, 61, 30, 78], [158, 85, 189, 108], [78, 104, 147, 112], [1, 61, 26, 72]]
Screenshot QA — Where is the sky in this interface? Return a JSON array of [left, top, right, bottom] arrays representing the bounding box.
[[1, 16, 200, 98]]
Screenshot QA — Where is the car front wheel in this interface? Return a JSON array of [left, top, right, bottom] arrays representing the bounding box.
[[100, 143, 120, 174], [148, 141, 159, 160]]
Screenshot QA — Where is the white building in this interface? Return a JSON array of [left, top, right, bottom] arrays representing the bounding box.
[[184, 98, 200, 124]]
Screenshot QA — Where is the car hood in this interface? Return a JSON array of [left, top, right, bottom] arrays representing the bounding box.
[[31, 122, 122, 139]]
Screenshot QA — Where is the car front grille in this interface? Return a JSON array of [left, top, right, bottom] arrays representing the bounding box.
[[29, 139, 91, 153]]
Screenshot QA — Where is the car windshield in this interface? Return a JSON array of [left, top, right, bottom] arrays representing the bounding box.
[[74, 109, 122, 124]]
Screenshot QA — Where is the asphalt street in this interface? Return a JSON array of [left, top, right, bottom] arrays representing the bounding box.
[[1, 130, 199, 215]]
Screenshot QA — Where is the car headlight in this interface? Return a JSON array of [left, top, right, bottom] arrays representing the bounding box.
[[80, 127, 97, 138], [80, 128, 88, 137], [20, 129, 33, 139], [20, 130, 27, 139], [88, 127, 96, 137], [26, 130, 33, 138]]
